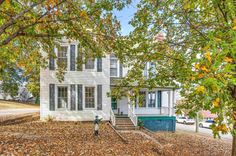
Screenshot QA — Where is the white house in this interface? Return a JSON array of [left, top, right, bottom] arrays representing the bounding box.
[[40, 39, 177, 131]]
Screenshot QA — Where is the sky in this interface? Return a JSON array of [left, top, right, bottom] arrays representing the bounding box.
[[113, 0, 139, 36]]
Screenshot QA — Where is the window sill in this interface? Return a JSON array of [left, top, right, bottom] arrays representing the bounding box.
[[84, 108, 97, 110]]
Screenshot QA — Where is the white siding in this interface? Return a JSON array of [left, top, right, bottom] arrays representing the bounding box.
[[40, 42, 111, 121]]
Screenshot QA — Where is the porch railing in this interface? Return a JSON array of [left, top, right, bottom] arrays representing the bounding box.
[[110, 108, 116, 126], [134, 107, 175, 116], [128, 104, 138, 126]]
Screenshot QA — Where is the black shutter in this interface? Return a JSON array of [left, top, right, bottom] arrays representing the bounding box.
[[70, 85, 76, 110], [77, 84, 83, 110], [49, 84, 55, 111], [77, 45, 83, 71], [97, 85, 102, 110], [49, 49, 55, 70], [70, 45, 76, 71], [97, 58, 102, 72], [119, 63, 123, 77], [157, 91, 162, 107]]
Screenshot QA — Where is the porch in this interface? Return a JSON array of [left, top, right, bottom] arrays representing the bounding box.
[[110, 89, 176, 130]]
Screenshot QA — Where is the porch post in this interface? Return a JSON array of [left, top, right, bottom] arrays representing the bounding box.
[[133, 103, 135, 114], [172, 89, 175, 116], [168, 90, 172, 116], [127, 94, 131, 117]]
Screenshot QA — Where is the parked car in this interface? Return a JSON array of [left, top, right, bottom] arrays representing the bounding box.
[[199, 120, 215, 128], [176, 116, 195, 124]]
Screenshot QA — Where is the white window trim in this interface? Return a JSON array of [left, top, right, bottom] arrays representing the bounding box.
[[83, 85, 97, 110], [110, 58, 120, 77], [55, 44, 69, 71], [55, 84, 70, 111]]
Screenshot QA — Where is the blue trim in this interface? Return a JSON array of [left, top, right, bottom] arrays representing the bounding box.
[[138, 116, 176, 132]]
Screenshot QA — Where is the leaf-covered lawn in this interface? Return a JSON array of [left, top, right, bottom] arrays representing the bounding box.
[[0, 121, 231, 156], [152, 131, 231, 156], [0, 122, 159, 156], [0, 100, 39, 110]]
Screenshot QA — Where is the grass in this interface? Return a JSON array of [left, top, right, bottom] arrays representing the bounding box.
[[0, 100, 39, 110]]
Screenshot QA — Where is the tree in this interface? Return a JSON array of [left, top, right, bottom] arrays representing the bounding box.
[[0, 0, 131, 97], [112, 0, 236, 155], [0, 67, 22, 99]]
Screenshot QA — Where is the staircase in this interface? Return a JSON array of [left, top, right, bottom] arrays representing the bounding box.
[[115, 116, 136, 130]]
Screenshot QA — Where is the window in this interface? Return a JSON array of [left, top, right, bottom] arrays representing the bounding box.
[[58, 46, 68, 68], [111, 97, 117, 109], [148, 91, 156, 107], [85, 87, 95, 108], [85, 58, 95, 69], [110, 54, 118, 77], [138, 91, 146, 107], [57, 86, 68, 109]]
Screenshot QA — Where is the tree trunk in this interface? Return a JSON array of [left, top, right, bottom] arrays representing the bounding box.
[[195, 112, 199, 133], [232, 127, 236, 156], [232, 106, 236, 156], [231, 86, 236, 156]]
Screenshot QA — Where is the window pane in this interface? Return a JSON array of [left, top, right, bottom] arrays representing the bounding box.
[[110, 57, 118, 77], [148, 91, 156, 107], [58, 46, 68, 68], [85, 87, 95, 108], [110, 68, 117, 76], [58, 86, 68, 108], [110, 59, 117, 68], [85, 58, 94, 69]]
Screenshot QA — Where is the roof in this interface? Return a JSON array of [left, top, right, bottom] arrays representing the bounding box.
[[201, 110, 217, 118]]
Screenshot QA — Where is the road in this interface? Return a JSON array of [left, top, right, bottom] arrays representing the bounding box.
[[0, 109, 39, 117], [176, 123, 232, 141]]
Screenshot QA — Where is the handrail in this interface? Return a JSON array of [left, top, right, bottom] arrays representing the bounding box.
[[110, 108, 116, 126], [128, 104, 137, 126]]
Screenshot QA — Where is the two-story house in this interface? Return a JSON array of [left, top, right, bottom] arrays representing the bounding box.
[[40, 40, 176, 131]]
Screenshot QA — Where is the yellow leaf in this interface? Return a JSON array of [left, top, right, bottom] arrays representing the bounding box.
[[212, 98, 220, 107], [196, 86, 205, 94], [204, 51, 211, 62], [202, 45, 210, 51], [224, 57, 233, 63], [201, 65, 209, 72], [198, 73, 205, 78], [183, 0, 191, 10], [194, 63, 200, 70], [233, 26, 236, 30], [214, 37, 221, 42], [80, 11, 87, 18], [233, 18, 236, 26]]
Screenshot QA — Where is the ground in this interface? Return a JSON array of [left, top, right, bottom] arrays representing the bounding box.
[[0, 100, 39, 120], [0, 100, 39, 110], [153, 131, 231, 156], [0, 121, 231, 156]]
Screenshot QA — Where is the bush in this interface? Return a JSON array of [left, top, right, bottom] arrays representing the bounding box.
[[44, 115, 55, 122]]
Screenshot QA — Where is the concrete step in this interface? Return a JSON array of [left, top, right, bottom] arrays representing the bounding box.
[[115, 116, 136, 130], [116, 121, 133, 124], [116, 119, 133, 122], [116, 126, 136, 130], [116, 122, 133, 125]]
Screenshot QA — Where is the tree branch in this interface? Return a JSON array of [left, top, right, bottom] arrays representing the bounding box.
[[0, 0, 5, 6], [0, 1, 43, 36]]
